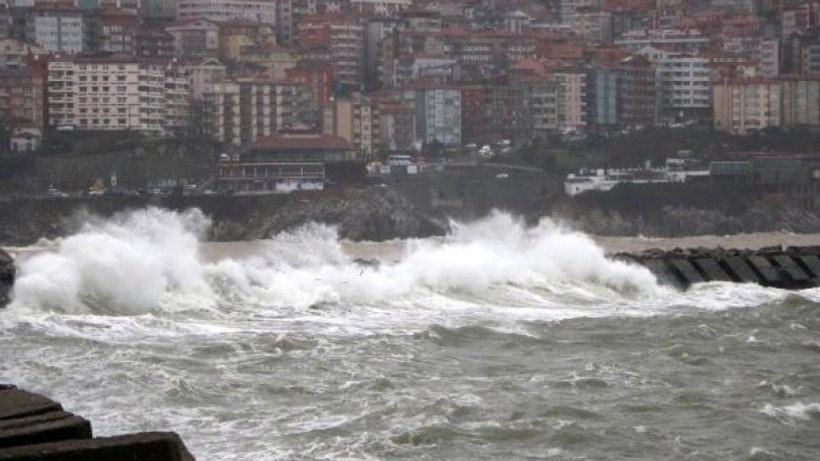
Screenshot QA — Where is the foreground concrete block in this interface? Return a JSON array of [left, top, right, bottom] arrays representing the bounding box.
[[0, 414, 91, 449], [0, 391, 62, 421], [0, 432, 195, 461]]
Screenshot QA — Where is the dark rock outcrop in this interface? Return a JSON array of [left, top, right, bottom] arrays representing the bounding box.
[[0, 249, 13, 307], [257, 188, 449, 241], [0, 386, 195, 461]]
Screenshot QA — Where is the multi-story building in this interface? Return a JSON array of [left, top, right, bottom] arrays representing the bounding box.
[[350, 0, 412, 16], [521, 77, 562, 138], [564, 11, 613, 43], [273, 0, 293, 44], [298, 14, 364, 90], [176, 0, 277, 27], [323, 92, 377, 157], [26, 7, 89, 54], [140, 0, 177, 20], [373, 92, 414, 151], [363, 16, 401, 90], [554, 71, 587, 130], [713, 78, 781, 134], [587, 66, 618, 128], [758, 37, 779, 77], [47, 57, 190, 136], [615, 28, 710, 52], [781, 77, 820, 128], [136, 27, 176, 58], [0, 67, 45, 128], [166, 19, 220, 57], [98, 8, 140, 55], [401, 82, 461, 146], [616, 54, 656, 127], [202, 79, 305, 145], [641, 46, 711, 121], [560, 0, 602, 20], [0, 38, 47, 70]]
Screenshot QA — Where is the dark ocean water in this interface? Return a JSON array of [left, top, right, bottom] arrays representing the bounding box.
[[1, 209, 819, 460]]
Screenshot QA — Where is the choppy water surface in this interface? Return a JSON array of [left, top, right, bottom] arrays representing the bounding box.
[[1, 209, 819, 460]]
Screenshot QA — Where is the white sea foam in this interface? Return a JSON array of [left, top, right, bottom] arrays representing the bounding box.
[[12, 206, 808, 332], [11, 208, 214, 315], [760, 402, 820, 422]]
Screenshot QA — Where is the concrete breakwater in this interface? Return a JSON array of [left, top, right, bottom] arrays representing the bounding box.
[[618, 245, 820, 289], [0, 385, 194, 460]]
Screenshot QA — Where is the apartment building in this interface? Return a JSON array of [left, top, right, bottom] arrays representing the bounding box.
[[781, 77, 820, 128], [176, 0, 277, 26], [0, 67, 45, 128], [554, 71, 588, 130], [713, 78, 781, 134], [560, 0, 602, 20], [587, 66, 618, 127], [166, 19, 220, 57], [401, 82, 461, 146], [202, 79, 304, 146], [323, 92, 377, 157], [298, 14, 364, 90], [615, 28, 710, 52], [98, 8, 140, 55], [350, 0, 412, 16], [26, 7, 89, 54], [0, 38, 47, 70], [47, 57, 190, 136], [640, 46, 711, 121], [616, 54, 656, 127]]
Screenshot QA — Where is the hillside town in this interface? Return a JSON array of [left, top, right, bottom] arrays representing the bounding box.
[[0, 0, 819, 195]]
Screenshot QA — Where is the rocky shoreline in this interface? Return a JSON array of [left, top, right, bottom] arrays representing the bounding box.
[[2, 183, 820, 248]]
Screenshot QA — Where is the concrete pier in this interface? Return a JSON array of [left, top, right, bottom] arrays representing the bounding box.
[[0, 385, 195, 460], [618, 245, 820, 289]]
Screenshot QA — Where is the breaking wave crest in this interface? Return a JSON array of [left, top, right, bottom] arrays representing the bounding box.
[[11, 208, 663, 317]]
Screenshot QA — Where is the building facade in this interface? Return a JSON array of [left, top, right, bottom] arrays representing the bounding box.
[[47, 57, 190, 136]]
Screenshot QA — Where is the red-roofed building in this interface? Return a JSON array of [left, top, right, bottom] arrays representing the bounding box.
[[218, 130, 363, 193]]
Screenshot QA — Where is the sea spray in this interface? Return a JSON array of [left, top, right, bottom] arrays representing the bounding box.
[[11, 208, 664, 316], [11, 208, 213, 315]]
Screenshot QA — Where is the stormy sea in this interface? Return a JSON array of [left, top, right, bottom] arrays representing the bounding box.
[[2, 208, 819, 460]]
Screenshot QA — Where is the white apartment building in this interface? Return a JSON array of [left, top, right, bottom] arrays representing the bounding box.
[[639, 46, 711, 119], [29, 10, 88, 54], [350, 0, 411, 16], [48, 58, 190, 136], [176, 0, 277, 26], [616, 29, 710, 52], [554, 72, 587, 130], [758, 37, 779, 77]]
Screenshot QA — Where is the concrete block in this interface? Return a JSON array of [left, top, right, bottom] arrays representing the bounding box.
[[797, 255, 820, 278], [0, 432, 195, 461], [0, 416, 91, 448], [0, 391, 61, 421], [722, 257, 761, 284], [747, 256, 783, 285], [641, 259, 682, 287], [772, 255, 810, 283], [669, 259, 705, 286], [693, 258, 733, 282]]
